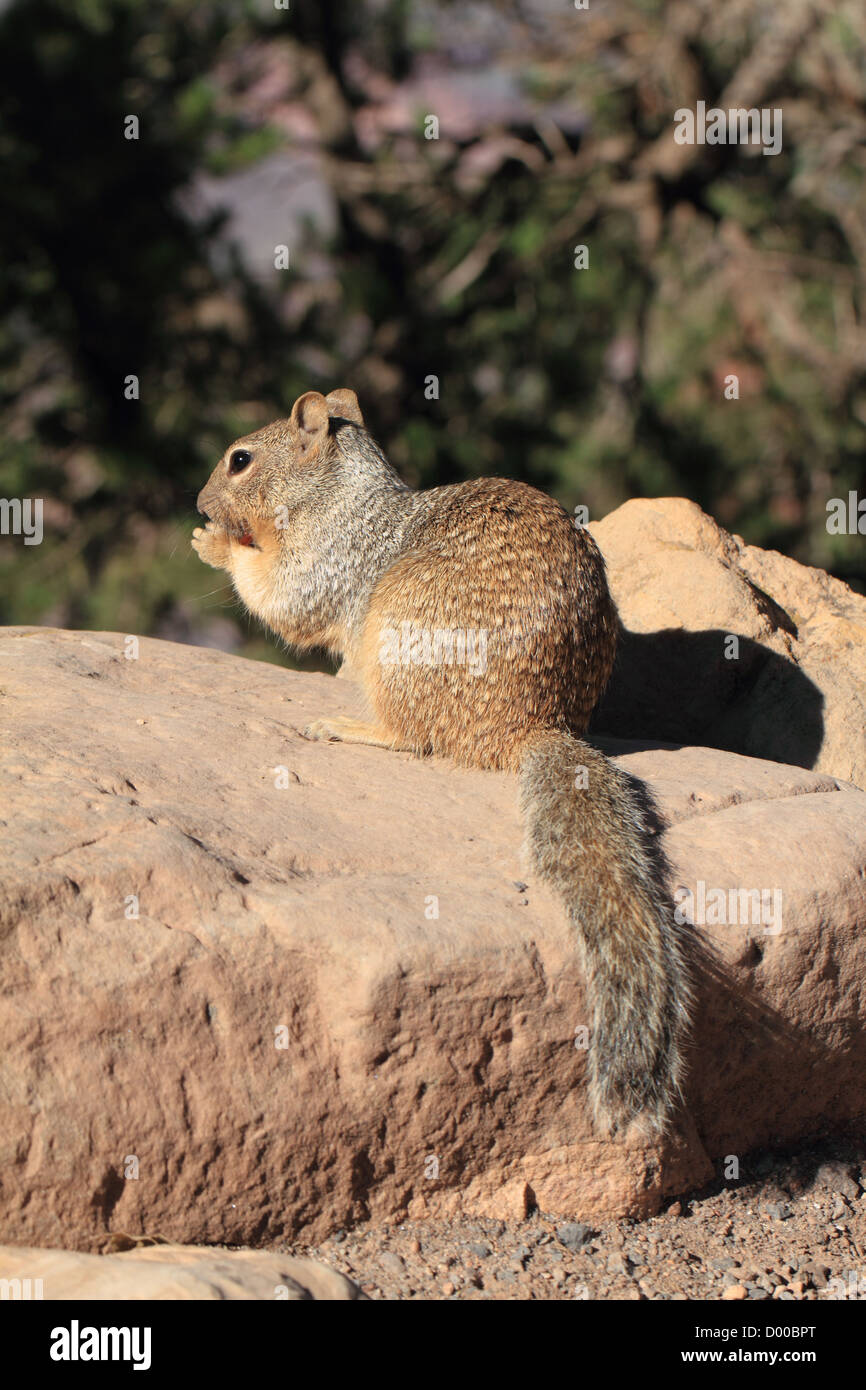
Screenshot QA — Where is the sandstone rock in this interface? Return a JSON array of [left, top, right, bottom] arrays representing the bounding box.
[[0, 626, 865, 1250], [590, 498, 866, 789], [0, 1243, 365, 1300]]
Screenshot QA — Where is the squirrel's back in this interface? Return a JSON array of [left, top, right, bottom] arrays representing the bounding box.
[[355, 476, 618, 770]]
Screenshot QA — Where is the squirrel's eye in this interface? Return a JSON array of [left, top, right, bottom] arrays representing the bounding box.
[[229, 449, 252, 475]]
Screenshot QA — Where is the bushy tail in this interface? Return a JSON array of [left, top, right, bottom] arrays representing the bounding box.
[[519, 730, 692, 1137]]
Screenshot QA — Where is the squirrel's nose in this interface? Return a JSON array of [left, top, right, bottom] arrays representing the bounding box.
[[196, 488, 212, 518]]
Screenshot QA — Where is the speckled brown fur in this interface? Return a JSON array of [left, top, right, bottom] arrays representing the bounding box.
[[193, 389, 692, 1136]]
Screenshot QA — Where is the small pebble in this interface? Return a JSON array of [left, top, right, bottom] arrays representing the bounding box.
[[556, 1221, 591, 1251]]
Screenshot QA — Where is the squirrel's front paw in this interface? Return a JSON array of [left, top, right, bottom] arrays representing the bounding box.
[[192, 522, 231, 570]]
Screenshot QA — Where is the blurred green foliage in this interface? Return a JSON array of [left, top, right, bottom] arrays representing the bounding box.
[[1, 0, 864, 666]]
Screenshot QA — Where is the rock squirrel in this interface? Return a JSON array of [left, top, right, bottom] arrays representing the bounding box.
[[193, 388, 692, 1137]]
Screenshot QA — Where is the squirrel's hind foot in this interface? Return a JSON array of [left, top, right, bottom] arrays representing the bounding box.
[[302, 715, 411, 753]]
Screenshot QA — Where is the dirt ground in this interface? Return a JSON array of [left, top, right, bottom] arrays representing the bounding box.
[[287, 1136, 866, 1301]]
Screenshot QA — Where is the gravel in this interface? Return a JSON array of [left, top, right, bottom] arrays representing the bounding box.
[[281, 1135, 866, 1300]]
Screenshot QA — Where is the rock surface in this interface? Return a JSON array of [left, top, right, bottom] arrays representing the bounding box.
[[590, 498, 866, 789], [1, 625, 865, 1253], [0, 1242, 365, 1300]]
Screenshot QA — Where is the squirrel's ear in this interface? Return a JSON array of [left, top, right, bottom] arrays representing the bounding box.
[[290, 391, 330, 455], [325, 388, 364, 427]]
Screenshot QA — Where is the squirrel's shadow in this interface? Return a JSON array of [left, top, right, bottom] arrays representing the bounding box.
[[592, 626, 824, 773]]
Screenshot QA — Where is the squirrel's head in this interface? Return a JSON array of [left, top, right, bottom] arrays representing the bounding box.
[[196, 388, 366, 540]]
